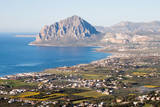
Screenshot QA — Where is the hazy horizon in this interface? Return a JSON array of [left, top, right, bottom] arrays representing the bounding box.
[[0, 0, 160, 33]]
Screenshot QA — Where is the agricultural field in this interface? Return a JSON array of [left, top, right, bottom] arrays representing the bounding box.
[[1, 56, 160, 106], [73, 91, 106, 98], [0, 79, 38, 88], [8, 88, 107, 104]]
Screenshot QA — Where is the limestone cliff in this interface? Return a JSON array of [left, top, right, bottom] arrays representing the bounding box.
[[30, 15, 99, 46]]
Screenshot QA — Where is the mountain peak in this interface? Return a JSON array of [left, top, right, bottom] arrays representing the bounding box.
[[71, 15, 80, 18], [112, 21, 132, 27], [59, 15, 83, 25], [32, 15, 99, 45]]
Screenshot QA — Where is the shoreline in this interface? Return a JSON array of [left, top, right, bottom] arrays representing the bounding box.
[[29, 43, 103, 47], [0, 50, 116, 78], [0, 47, 115, 78], [2, 44, 160, 78], [15, 35, 37, 37]]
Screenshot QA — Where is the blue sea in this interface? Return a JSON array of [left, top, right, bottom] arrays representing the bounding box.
[[0, 33, 111, 77]]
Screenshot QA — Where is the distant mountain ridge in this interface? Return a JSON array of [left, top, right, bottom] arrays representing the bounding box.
[[95, 21, 160, 34]]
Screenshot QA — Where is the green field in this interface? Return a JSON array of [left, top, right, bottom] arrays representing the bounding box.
[[73, 91, 106, 98], [0, 79, 38, 87]]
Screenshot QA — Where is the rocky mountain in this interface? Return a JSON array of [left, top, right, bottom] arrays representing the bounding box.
[[30, 15, 100, 46], [30, 16, 160, 46], [94, 21, 160, 44], [95, 21, 160, 34], [110, 21, 160, 33]]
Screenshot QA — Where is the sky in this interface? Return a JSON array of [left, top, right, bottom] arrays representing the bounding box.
[[0, 0, 160, 33]]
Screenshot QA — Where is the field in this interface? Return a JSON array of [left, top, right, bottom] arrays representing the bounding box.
[[73, 91, 106, 98], [18, 92, 40, 98], [43, 67, 110, 80], [9, 88, 106, 104], [143, 85, 159, 88], [0, 79, 38, 87]]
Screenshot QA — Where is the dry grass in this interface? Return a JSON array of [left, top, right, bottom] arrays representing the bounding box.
[[19, 92, 40, 98], [143, 85, 159, 88]]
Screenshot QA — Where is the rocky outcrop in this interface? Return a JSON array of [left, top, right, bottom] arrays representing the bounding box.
[[101, 33, 130, 44], [132, 35, 150, 42], [101, 33, 151, 44]]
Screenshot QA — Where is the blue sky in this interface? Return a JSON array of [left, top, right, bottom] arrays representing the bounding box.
[[0, 0, 160, 33]]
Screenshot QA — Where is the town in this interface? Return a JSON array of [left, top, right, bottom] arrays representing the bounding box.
[[0, 51, 160, 106]]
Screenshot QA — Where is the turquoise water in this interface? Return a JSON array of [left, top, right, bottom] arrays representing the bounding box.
[[0, 33, 111, 77]]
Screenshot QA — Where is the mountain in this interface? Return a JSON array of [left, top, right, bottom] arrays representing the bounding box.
[[30, 15, 100, 46], [110, 21, 160, 33], [95, 21, 160, 34], [30, 16, 160, 46], [95, 21, 160, 44]]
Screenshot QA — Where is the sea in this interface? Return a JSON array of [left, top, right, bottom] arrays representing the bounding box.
[[0, 33, 111, 77]]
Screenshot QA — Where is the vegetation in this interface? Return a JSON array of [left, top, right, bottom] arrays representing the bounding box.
[[73, 91, 105, 98], [143, 85, 159, 88], [0, 79, 37, 88], [1, 56, 160, 106]]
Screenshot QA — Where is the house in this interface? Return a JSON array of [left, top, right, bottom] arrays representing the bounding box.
[[116, 99, 122, 103]]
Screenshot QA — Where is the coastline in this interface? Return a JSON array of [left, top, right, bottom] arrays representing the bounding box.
[[15, 35, 37, 37], [0, 45, 113, 78], [29, 43, 101, 47], [0, 49, 116, 78], [3, 43, 160, 78]]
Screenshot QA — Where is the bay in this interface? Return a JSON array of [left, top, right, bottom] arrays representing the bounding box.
[[0, 33, 111, 77]]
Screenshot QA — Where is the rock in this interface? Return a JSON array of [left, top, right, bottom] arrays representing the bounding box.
[[101, 33, 130, 44], [30, 16, 160, 46], [31, 15, 99, 46]]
